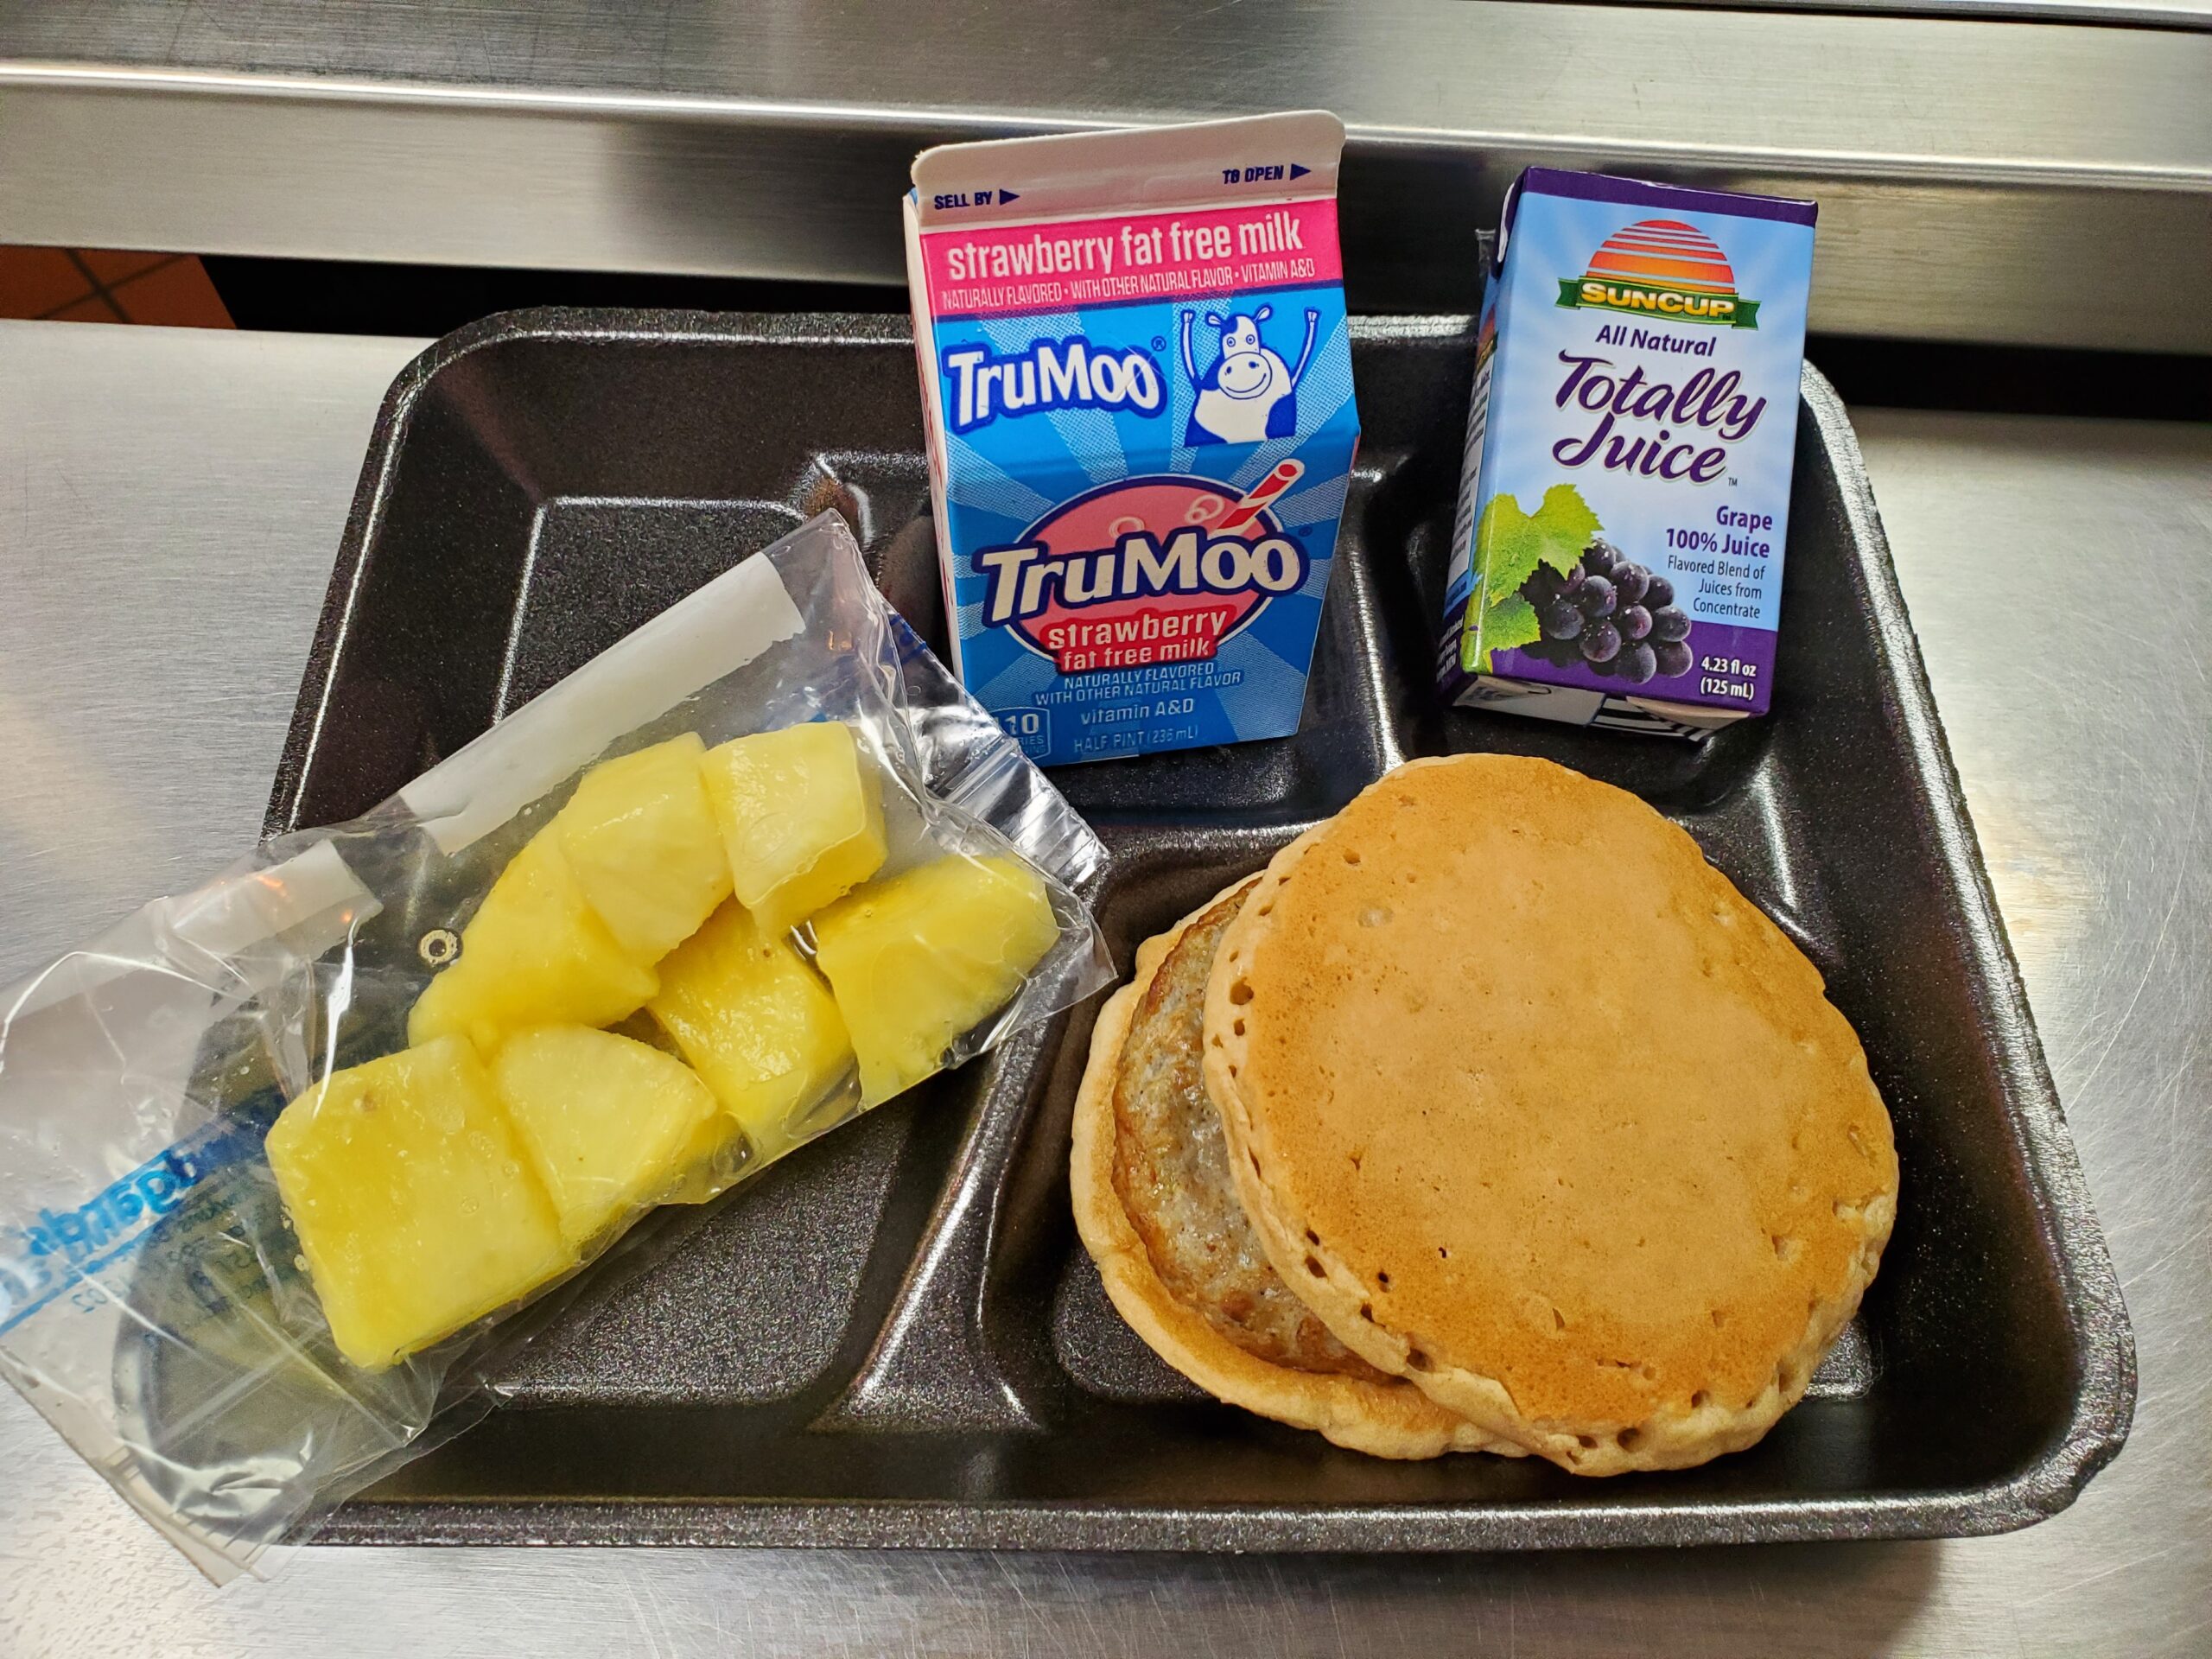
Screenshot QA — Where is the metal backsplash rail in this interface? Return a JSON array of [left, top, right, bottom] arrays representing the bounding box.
[[2, 0, 2208, 352]]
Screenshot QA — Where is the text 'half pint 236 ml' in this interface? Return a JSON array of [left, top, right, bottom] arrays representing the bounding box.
[[1439, 168, 1815, 738], [905, 112, 1358, 767]]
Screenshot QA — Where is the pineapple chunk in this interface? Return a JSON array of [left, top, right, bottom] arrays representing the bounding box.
[[649, 899, 854, 1160], [702, 721, 887, 937], [264, 1035, 575, 1371], [601, 1013, 748, 1198], [407, 836, 659, 1053], [490, 1026, 722, 1247], [810, 855, 1058, 1106], [552, 734, 731, 963]]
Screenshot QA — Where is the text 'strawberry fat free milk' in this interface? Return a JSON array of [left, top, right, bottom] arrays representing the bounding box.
[[1440, 169, 1815, 738], [905, 113, 1357, 766]]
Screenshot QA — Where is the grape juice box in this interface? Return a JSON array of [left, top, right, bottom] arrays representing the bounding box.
[[904, 112, 1358, 766], [1439, 168, 1815, 737]]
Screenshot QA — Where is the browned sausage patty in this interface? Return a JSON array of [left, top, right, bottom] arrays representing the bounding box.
[[1109, 883, 1389, 1382]]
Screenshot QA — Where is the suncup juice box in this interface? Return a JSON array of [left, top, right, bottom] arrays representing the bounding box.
[[1440, 168, 1815, 738], [904, 112, 1358, 766]]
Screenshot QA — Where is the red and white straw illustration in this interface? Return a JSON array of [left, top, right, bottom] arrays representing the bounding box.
[[1217, 460, 1306, 533]]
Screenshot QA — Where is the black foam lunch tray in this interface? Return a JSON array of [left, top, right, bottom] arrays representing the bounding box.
[[266, 309, 2133, 1550]]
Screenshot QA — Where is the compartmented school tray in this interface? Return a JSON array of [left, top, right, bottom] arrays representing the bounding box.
[[264, 309, 2132, 1550]]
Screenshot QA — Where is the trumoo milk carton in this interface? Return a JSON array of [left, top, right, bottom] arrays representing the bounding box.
[[1440, 168, 1815, 737], [905, 112, 1358, 766]]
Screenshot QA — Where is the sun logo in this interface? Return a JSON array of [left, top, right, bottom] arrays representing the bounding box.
[[1558, 219, 1760, 328]]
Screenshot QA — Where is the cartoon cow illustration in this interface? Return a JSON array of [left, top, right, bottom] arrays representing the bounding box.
[[1181, 304, 1320, 446]]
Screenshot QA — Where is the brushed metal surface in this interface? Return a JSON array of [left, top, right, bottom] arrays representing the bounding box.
[[0, 322, 412, 992], [0, 321, 2207, 1653], [2, 0, 2210, 351], [1661, 0, 2210, 21]]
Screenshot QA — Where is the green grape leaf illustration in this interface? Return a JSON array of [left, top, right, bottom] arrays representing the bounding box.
[[1471, 593, 1542, 672], [1471, 493, 1540, 604], [1527, 485, 1602, 573], [1473, 484, 1603, 605]]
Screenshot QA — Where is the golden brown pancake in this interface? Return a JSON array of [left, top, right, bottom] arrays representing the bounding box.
[[1071, 880, 1509, 1459], [1203, 755, 1898, 1474]]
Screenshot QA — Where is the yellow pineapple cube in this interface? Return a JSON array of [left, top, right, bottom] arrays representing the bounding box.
[[264, 1035, 575, 1371], [552, 734, 731, 963], [809, 854, 1057, 1106], [489, 1026, 722, 1247], [702, 721, 887, 937], [601, 1011, 750, 1197], [648, 899, 854, 1160], [407, 836, 659, 1053], [660, 1108, 753, 1205]]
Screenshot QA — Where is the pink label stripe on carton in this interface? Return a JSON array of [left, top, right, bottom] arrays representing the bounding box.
[[923, 200, 1342, 319]]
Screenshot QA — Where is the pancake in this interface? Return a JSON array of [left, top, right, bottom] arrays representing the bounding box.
[[1202, 754, 1898, 1475], [1071, 880, 1509, 1459]]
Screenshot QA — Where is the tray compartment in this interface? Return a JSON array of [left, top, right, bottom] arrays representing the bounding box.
[[270, 310, 2131, 1549]]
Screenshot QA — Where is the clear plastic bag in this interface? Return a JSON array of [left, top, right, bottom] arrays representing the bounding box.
[[0, 512, 1109, 1581]]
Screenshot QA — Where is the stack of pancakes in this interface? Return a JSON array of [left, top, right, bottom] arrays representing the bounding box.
[[1072, 753, 1898, 1471]]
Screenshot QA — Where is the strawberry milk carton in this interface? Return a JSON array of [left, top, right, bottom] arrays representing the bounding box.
[[904, 112, 1358, 766]]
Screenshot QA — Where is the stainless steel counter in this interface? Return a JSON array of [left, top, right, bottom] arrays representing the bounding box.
[[0, 318, 2206, 1656], [3, 1, 2211, 352]]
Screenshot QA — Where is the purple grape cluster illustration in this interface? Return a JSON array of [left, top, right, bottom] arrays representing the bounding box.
[[1516, 538, 1694, 686]]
